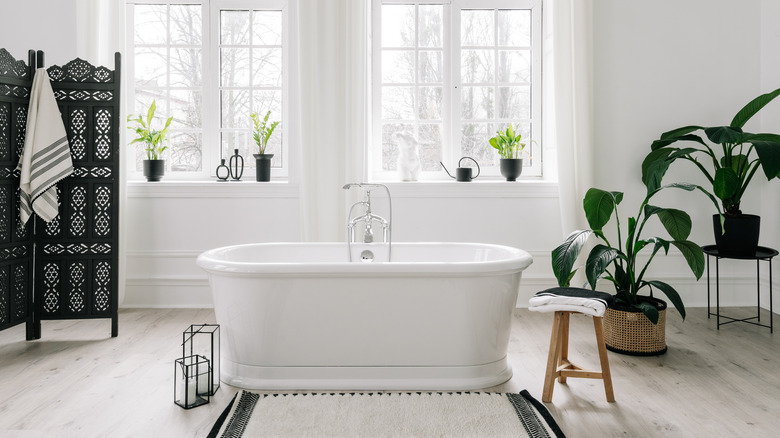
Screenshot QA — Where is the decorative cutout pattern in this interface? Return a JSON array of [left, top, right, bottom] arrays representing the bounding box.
[[42, 263, 60, 313], [53, 89, 114, 102], [42, 243, 111, 255], [94, 186, 111, 236], [15, 188, 28, 240], [15, 106, 25, 159], [48, 58, 114, 83], [72, 167, 113, 178], [0, 103, 8, 160], [68, 262, 85, 313], [0, 49, 30, 79], [0, 84, 30, 99], [94, 261, 110, 312], [95, 109, 111, 160], [12, 264, 25, 319], [0, 245, 28, 261], [69, 109, 87, 160], [69, 186, 86, 237], [0, 186, 8, 243], [0, 267, 7, 325]]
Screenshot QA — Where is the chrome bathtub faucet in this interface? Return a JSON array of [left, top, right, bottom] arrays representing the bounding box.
[[342, 183, 392, 262]]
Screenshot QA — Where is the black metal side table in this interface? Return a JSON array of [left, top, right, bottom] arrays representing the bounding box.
[[703, 245, 777, 333]]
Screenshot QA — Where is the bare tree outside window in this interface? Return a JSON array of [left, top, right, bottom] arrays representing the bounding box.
[[374, 1, 541, 179], [220, 9, 283, 169], [133, 4, 203, 173]]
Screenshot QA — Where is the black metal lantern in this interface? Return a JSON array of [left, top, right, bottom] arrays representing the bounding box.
[[174, 355, 210, 409], [182, 324, 220, 395]]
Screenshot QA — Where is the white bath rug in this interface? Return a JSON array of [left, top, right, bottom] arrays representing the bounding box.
[[208, 390, 565, 437]]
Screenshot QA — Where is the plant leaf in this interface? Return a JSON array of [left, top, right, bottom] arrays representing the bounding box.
[[551, 229, 592, 287], [583, 188, 618, 231], [713, 167, 739, 200], [636, 300, 660, 325], [670, 240, 705, 280], [731, 87, 780, 128], [644, 279, 686, 320], [704, 126, 743, 145], [659, 125, 705, 141], [751, 140, 780, 180], [585, 244, 620, 289], [651, 134, 707, 150], [656, 208, 692, 241]]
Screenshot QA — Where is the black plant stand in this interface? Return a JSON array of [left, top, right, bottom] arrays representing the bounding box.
[[703, 245, 778, 333]]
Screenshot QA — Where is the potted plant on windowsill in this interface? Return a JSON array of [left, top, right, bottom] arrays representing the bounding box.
[[127, 100, 173, 182], [489, 124, 530, 181], [641, 87, 780, 255], [250, 110, 279, 182], [552, 184, 705, 355]]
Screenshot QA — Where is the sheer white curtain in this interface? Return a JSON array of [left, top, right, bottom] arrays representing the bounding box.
[[550, 0, 594, 236], [297, 0, 368, 241], [75, 0, 127, 304]]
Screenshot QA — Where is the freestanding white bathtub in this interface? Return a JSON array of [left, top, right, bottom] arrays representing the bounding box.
[[196, 242, 533, 390]]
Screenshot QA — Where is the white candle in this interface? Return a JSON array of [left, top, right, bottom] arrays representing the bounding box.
[[177, 377, 197, 406], [197, 363, 211, 395]]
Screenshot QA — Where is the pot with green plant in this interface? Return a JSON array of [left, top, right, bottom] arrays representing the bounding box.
[[642, 87, 780, 255], [489, 124, 528, 181], [251, 110, 279, 182], [127, 100, 173, 182], [552, 184, 705, 355]]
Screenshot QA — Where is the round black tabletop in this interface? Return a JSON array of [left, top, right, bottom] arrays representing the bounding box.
[[701, 244, 779, 260]]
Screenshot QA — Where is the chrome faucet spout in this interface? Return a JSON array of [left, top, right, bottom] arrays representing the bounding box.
[[343, 183, 393, 261]]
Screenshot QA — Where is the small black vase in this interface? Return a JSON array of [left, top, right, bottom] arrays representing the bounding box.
[[253, 154, 274, 182], [499, 158, 523, 181], [143, 159, 165, 182]]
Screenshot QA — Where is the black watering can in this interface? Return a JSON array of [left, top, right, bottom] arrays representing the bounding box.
[[440, 157, 480, 181]]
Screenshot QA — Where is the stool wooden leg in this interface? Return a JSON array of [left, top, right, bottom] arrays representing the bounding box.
[[593, 316, 615, 402], [557, 312, 570, 384], [542, 311, 564, 402]]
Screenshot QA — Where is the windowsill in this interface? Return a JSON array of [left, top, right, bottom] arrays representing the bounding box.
[[126, 180, 299, 198], [375, 179, 559, 198], [125, 178, 559, 198]]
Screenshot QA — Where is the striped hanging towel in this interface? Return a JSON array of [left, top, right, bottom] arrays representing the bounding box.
[[17, 68, 73, 225]]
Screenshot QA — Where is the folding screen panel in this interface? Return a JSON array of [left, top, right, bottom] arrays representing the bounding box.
[[0, 49, 36, 339], [33, 52, 121, 337]]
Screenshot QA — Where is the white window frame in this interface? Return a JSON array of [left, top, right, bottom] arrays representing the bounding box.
[[125, 0, 293, 181], [370, 0, 543, 181]]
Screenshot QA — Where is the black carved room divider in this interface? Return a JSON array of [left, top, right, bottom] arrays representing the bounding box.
[[0, 48, 120, 340]]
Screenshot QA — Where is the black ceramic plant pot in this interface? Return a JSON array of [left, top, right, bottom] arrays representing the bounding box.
[[713, 214, 760, 256], [143, 159, 165, 182], [499, 158, 523, 181], [253, 154, 274, 182]]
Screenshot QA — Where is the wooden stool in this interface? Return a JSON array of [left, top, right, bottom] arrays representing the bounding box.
[[529, 287, 615, 403]]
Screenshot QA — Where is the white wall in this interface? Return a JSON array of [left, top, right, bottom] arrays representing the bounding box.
[[3, 0, 779, 310], [0, 0, 79, 67]]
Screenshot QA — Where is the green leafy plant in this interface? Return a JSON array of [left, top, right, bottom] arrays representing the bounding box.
[[250, 111, 280, 155], [642, 87, 780, 217], [127, 100, 173, 160], [489, 124, 530, 159], [552, 185, 706, 324]]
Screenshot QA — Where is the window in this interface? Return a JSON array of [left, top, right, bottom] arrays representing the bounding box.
[[371, 0, 542, 180], [126, 0, 290, 180]]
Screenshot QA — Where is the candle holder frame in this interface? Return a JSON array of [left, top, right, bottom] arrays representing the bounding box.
[[182, 323, 220, 395], [174, 355, 211, 409]]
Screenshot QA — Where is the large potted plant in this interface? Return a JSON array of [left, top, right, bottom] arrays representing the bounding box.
[[642, 87, 780, 255], [489, 124, 529, 181], [552, 184, 705, 355], [127, 100, 173, 182], [250, 110, 279, 182]]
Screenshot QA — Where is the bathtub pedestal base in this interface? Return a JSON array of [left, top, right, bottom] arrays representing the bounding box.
[[221, 357, 513, 391]]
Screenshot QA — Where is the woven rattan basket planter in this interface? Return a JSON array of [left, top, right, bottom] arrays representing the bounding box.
[[603, 296, 667, 356]]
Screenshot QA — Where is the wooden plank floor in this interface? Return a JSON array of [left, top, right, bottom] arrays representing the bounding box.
[[1, 307, 779, 437]]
